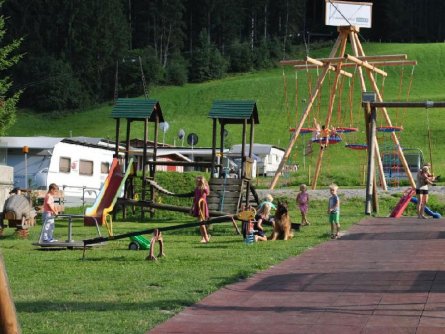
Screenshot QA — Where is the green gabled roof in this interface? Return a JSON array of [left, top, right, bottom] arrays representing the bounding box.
[[111, 98, 164, 122], [208, 100, 259, 124]]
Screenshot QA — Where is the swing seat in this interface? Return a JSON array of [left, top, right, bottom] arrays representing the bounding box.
[[335, 127, 358, 133], [289, 127, 316, 135], [377, 126, 403, 132], [345, 143, 367, 150], [312, 135, 342, 144]]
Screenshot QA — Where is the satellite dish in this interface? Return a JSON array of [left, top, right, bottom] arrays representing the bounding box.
[[223, 129, 229, 138], [159, 122, 170, 133], [178, 129, 185, 140], [187, 133, 198, 146]]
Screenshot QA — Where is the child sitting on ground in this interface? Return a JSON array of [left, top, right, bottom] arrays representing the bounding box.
[[253, 194, 276, 241]]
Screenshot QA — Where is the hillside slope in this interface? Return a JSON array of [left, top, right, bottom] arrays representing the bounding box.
[[9, 43, 445, 186]]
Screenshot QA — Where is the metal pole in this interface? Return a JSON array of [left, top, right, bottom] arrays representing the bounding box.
[[365, 103, 377, 215]]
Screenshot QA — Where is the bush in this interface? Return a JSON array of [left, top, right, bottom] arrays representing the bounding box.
[[164, 53, 188, 86], [116, 48, 164, 98], [189, 29, 228, 82], [21, 56, 87, 112], [228, 41, 252, 73]]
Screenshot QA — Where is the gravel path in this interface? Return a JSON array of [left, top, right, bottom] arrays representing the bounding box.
[[256, 186, 445, 201]]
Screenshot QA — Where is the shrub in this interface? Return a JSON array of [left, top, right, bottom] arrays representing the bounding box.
[[21, 56, 87, 112], [164, 53, 188, 86], [228, 40, 252, 73]]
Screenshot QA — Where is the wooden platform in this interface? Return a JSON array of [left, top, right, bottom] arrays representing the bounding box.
[[32, 241, 102, 249]]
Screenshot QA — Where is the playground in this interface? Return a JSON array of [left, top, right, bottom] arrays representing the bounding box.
[[2, 2, 445, 333]]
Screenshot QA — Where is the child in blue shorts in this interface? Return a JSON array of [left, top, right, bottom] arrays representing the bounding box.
[[327, 184, 340, 239]]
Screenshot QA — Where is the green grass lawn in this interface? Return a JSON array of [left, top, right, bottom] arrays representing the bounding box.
[[1, 196, 392, 334]]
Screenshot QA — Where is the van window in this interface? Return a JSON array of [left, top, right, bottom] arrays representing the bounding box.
[[59, 157, 71, 173], [101, 162, 110, 174], [79, 160, 93, 176]]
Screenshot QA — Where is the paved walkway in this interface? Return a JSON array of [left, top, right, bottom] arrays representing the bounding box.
[[149, 217, 445, 333]]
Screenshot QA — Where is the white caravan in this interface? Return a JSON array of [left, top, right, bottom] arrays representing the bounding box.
[[0, 137, 118, 199], [230, 144, 286, 177]]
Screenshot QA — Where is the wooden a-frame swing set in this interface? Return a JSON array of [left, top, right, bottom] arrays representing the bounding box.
[[270, 1, 418, 191]]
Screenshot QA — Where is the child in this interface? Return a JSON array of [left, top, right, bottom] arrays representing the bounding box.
[[41, 183, 59, 243], [296, 184, 310, 226], [320, 125, 331, 150], [191, 176, 210, 243], [415, 165, 435, 219], [253, 194, 276, 241], [327, 184, 340, 239]]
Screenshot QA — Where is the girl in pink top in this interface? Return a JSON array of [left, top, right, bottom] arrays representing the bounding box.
[[191, 176, 210, 243], [41, 183, 59, 242], [296, 184, 310, 226]]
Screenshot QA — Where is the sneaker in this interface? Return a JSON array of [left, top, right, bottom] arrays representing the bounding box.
[[49, 239, 58, 243]]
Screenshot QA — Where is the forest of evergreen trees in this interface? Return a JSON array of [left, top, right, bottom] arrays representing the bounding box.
[[2, 0, 445, 112]]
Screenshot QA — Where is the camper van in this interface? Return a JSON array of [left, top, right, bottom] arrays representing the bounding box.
[[0, 137, 118, 199], [381, 148, 424, 180], [230, 144, 285, 177]]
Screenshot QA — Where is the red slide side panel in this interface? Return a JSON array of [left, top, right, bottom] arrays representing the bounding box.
[[84, 159, 123, 226], [390, 188, 416, 218]]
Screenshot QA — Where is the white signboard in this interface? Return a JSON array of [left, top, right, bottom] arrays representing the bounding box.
[[325, 1, 372, 28]]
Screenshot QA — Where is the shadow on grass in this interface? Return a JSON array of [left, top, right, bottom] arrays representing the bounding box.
[[15, 299, 192, 313]]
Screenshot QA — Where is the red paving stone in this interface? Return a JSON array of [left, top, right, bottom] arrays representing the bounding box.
[[149, 217, 445, 333]]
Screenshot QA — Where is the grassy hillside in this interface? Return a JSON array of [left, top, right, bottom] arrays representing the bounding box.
[[9, 43, 445, 186]]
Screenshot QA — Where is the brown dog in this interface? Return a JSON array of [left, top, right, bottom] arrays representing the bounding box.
[[270, 201, 293, 240]]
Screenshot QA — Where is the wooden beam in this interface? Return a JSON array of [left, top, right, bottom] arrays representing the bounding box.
[[305, 56, 353, 78], [345, 54, 388, 76], [280, 54, 408, 66], [294, 60, 417, 70]]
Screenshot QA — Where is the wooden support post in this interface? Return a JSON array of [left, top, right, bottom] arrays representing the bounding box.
[[350, 31, 387, 191], [220, 123, 225, 171], [114, 118, 120, 158], [241, 120, 246, 179], [0, 254, 20, 334], [141, 118, 148, 217], [211, 119, 217, 176], [149, 114, 159, 219], [123, 119, 131, 219], [311, 28, 349, 189], [125, 119, 131, 168]]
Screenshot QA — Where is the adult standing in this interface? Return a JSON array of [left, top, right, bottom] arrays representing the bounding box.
[[415, 165, 435, 219]]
